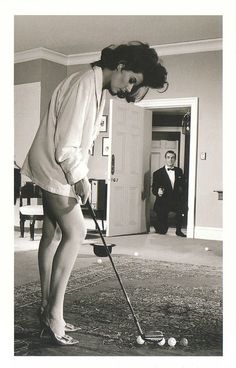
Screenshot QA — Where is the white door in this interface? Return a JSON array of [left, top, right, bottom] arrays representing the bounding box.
[[150, 140, 178, 209], [106, 99, 151, 236]]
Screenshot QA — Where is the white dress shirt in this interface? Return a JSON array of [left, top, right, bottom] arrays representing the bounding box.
[[21, 66, 106, 198], [165, 165, 175, 189]]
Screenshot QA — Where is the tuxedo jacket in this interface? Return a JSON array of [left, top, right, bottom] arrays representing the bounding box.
[[152, 166, 186, 212]]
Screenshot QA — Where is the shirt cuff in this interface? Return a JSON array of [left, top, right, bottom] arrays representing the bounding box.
[[65, 161, 89, 185]]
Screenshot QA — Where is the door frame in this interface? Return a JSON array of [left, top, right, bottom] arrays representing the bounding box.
[[136, 97, 198, 238]]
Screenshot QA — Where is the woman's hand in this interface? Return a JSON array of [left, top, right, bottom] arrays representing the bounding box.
[[74, 177, 91, 205]]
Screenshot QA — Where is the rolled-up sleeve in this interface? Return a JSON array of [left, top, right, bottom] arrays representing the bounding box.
[[54, 77, 91, 185]]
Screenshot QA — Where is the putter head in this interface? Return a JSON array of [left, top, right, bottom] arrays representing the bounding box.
[[143, 330, 164, 342]]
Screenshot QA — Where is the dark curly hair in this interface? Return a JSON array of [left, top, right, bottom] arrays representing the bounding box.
[[91, 41, 168, 102]]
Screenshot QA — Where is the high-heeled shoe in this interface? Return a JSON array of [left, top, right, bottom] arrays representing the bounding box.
[[38, 306, 81, 333], [40, 315, 79, 346], [63, 322, 81, 333]]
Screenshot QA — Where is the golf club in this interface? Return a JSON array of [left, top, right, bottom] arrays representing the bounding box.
[[86, 200, 164, 343]]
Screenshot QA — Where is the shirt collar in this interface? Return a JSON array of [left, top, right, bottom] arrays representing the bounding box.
[[93, 66, 103, 108]]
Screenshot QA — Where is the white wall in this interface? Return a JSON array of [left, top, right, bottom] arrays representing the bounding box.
[[14, 82, 41, 228], [147, 51, 222, 232], [14, 82, 41, 168]]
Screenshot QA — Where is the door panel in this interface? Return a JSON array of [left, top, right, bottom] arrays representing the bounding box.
[[106, 99, 151, 236]]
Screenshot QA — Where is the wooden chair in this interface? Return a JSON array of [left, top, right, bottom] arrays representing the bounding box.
[[19, 182, 44, 240]]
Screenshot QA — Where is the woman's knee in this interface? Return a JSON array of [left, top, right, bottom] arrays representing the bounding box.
[[42, 225, 61, 246], [80, 222, 87, 241], [61, 223, 87, 244], [41, 219, 57, 244], [41, 229, 58, 248]]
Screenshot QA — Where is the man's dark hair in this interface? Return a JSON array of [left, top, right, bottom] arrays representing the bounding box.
[[165, 150, 176, 158]]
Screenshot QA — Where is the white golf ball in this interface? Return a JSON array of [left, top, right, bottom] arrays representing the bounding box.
[[136, 335, 145, 345], [157, 337, 166, 346], [180, 337, 188, 346], [204, 247, 209, 251], [134, 252, 139, 256], [97, 259, 102, 264], [168, 337, 176, 347]]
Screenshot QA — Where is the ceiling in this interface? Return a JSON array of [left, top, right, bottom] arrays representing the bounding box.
[[14, 15, 222, 55]]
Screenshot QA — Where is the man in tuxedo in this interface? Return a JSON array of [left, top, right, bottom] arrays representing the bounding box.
[[152, 150, 187, 237]]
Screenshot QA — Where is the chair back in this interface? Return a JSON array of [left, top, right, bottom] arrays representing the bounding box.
[[20, 182, 42, 206]]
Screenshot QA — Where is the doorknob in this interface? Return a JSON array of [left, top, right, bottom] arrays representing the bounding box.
[[111, 178, 119, 182]]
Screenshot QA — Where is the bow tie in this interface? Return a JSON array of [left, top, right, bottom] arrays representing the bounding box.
[[167, 168, 174, 171]]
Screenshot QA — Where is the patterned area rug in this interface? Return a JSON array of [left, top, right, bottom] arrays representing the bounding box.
[[14, 256, 222, 356]]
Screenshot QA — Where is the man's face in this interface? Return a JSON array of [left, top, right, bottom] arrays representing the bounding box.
[[165, 153, 176, 167]]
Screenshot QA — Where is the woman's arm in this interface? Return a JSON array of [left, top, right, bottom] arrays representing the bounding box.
[[54, 76, 92, 185]]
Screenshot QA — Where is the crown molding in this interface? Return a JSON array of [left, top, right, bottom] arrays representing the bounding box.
[[14, 47, 100, 65], [14, 38, 222, 65], [155, 38, 222, 56], [14, 47, 68, 65]]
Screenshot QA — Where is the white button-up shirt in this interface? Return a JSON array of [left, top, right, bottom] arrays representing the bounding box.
[[165, 165, 175, 189], [21, 66, 106, 198]]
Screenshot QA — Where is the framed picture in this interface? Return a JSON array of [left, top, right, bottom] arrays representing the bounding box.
[[102, 137, 110, 156], [100, 115, 108, 132]]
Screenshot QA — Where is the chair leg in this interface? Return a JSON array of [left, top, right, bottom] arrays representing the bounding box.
[[30, 219, 35, 241], [20, 219, 25, 238]]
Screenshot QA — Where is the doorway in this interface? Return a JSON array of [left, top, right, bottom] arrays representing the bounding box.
[[88, 97, 198, 238], [136, 97, 198, 238], [149, 107, 190, 233]]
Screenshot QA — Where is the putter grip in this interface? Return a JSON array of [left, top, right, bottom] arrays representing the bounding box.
[[86, 200, 101, 234]]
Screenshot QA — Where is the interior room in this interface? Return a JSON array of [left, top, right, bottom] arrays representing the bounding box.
[[14, 15, 223, 356]]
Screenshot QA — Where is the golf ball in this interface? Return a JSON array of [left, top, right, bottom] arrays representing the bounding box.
[[134, 252, 139, 256], [168, 337, 176, 347], [136, 335, 145, 345], [97, 259, 102, 264], [180, 337, 188, 346], [204, 247, 209, 251], [157, 337, 166, 346]]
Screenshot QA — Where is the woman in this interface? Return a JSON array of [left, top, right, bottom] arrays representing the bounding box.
[[21, 41, 168, 345]]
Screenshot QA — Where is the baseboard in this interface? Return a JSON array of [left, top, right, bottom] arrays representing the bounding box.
[[194, 226, 223, 241], [14, 225, 222, 241]]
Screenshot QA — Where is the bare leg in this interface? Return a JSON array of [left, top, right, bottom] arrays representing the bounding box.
[[38, 202, 61, 309], [41, 190, 86, 336]]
